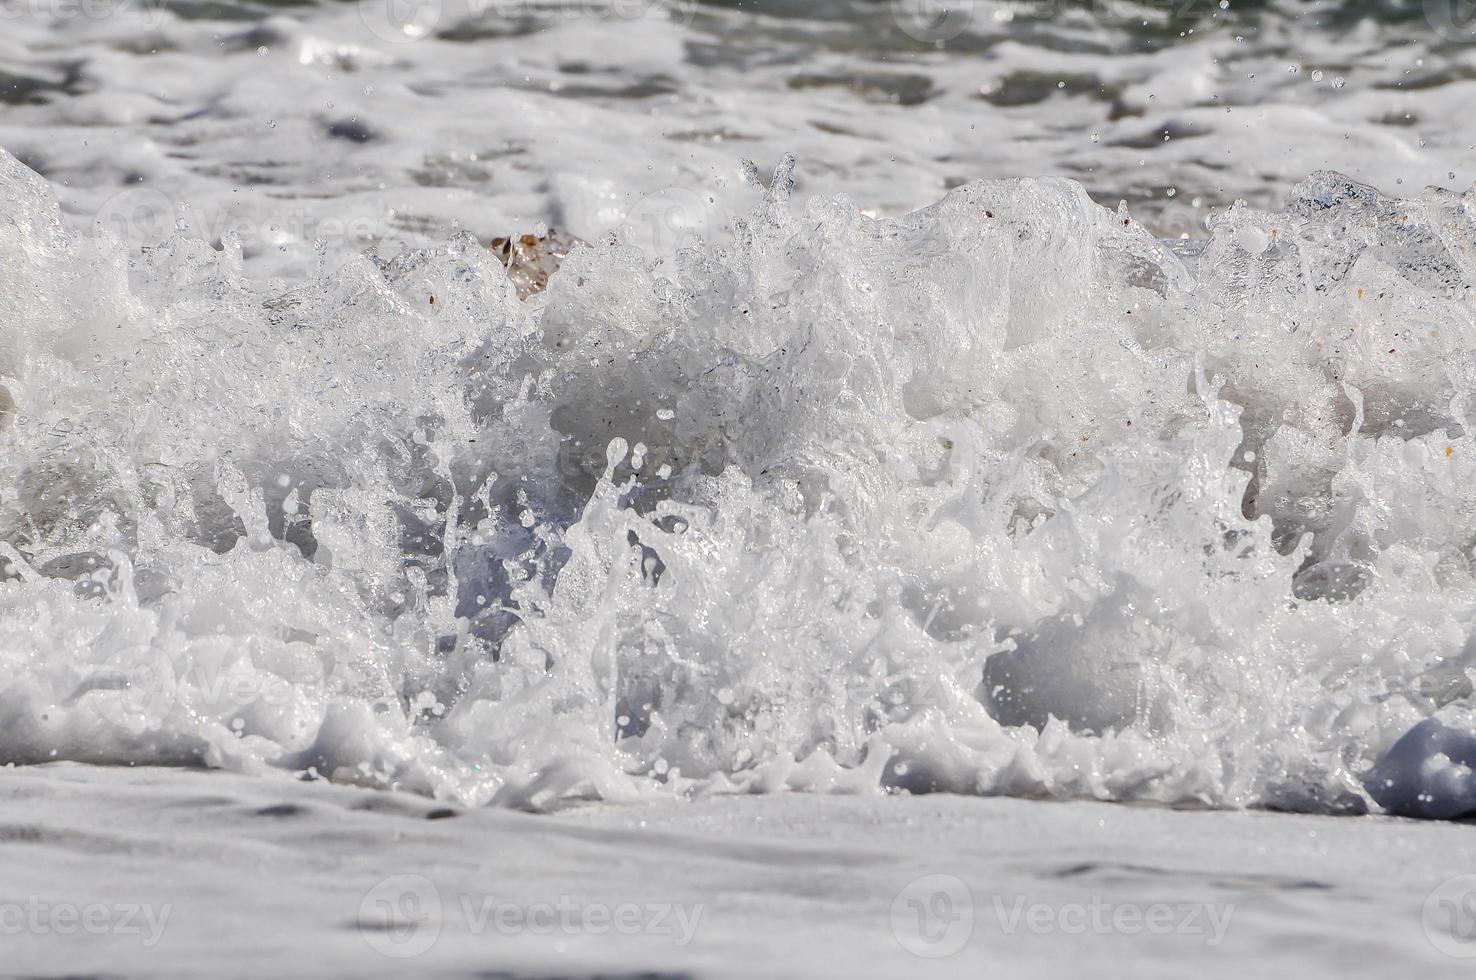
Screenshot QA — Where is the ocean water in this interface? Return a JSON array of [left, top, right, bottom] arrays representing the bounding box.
[[7, 764, 1473, 977], [4, 0, 1476, 827]]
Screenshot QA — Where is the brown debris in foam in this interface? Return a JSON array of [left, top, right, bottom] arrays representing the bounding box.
[[488, 228, 583, 300]]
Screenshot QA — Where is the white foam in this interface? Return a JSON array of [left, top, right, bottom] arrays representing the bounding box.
[[4, 143, 1476, 814]]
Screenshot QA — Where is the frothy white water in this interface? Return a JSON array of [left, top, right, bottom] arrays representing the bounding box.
[[3, 145, 1476, 815], [5, 0, 1470, 281]]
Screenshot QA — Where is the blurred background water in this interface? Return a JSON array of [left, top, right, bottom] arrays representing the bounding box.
[[1, 0, 1472, 275]]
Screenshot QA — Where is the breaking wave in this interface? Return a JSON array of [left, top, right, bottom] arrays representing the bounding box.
[[4, 147, 1476, 817]]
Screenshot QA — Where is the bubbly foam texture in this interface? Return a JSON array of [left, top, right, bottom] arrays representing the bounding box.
[[5, 0, 1469, 281], [3, 148, 1476, 813]]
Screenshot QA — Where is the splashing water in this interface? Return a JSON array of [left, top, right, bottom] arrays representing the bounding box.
[[3, 148, 1476, 815]]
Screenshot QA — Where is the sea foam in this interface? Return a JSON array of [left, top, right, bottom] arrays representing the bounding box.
[[3, 149, 1475, 815]]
